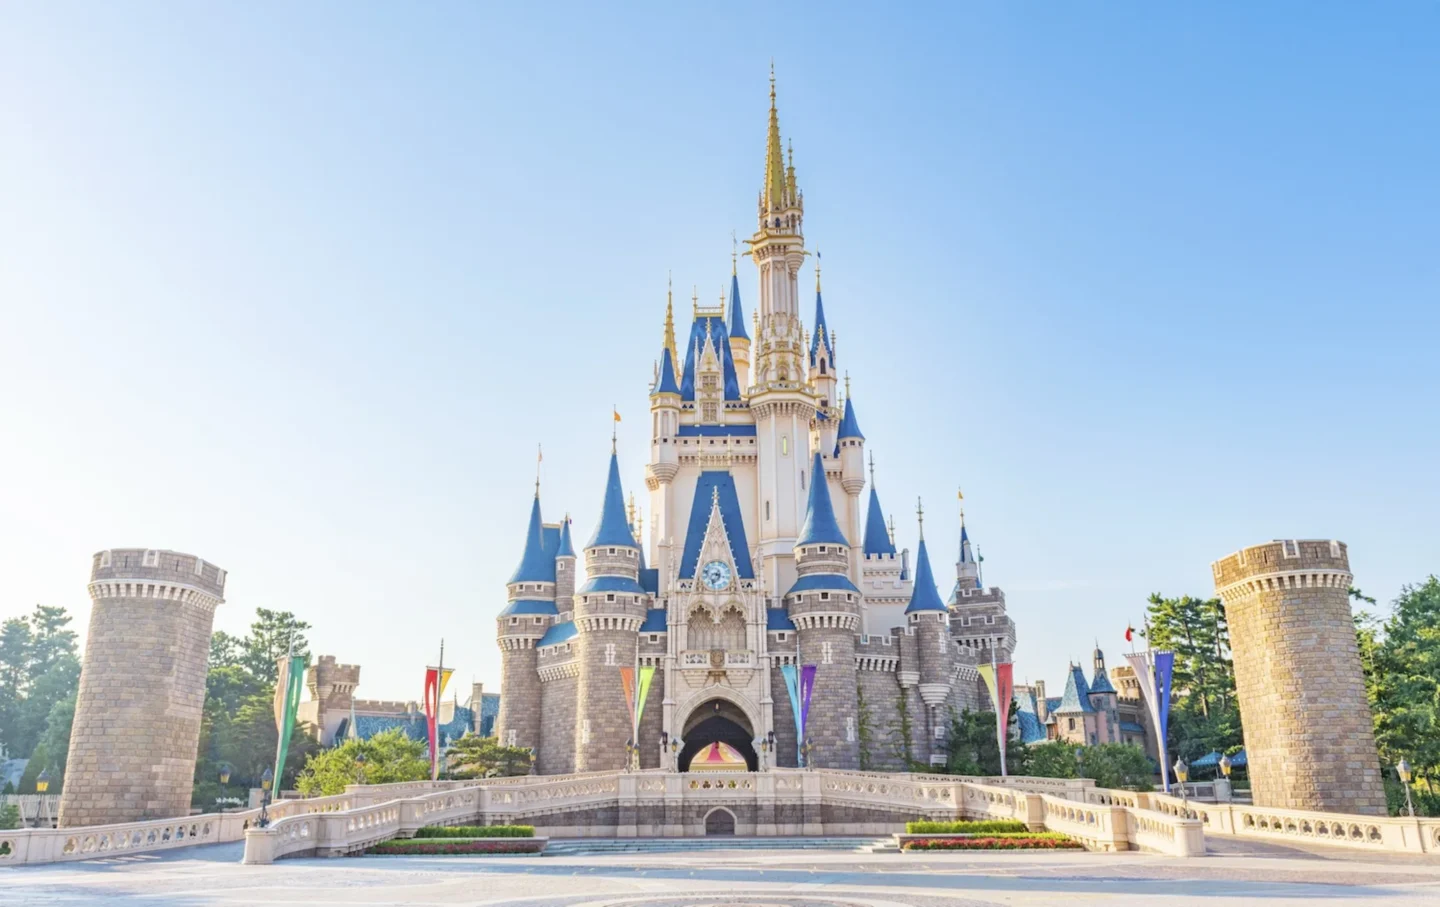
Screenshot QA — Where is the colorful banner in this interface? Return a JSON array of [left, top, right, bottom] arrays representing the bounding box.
[[423, 667, 454, 780], [780, 664, 802, 755], [799, 664, 817, 740], [272, 654, 305, 790], [619, 666, 636, 734], [634, 665, 656, 735], [977, 662, 1015, 776], [1124, 650, 1175, 792]]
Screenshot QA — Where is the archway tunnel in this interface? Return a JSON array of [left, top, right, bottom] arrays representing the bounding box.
[[679, 698, 758, 772]]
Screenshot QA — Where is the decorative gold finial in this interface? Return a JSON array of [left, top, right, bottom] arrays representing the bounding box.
[[868, 451, 875, 485], [815, 248, 822, 292], [627, 492, 637, 528], [764, 64, 785, 211], [844, 371, 851, 400], [663, 273, 679, 378], [731, 231, 738, 274], [535, 443, 542, 495], [916, 497, 925, 540], [887, 514, 896, 545]]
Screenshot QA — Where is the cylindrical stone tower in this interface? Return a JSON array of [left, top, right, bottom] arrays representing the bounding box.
[[573, 449, 646, 772], [1212, 539, 1386, 816], [495, 493, 554, 755], [59, 549, 226, 827]]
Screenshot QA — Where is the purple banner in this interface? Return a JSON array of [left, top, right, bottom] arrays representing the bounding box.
[[799, 664, 817, 739], [780, 664, 802, 742], [1154, 650, 1175, 749]]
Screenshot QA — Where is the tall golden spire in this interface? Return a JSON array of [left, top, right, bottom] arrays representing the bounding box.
[[765, 63, 786, 212], [663, 272, 679, 380]]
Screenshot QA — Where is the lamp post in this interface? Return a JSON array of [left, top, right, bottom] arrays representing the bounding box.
[[34, 769, 50, 828], [354, 751, 367, 786], [219, 764, 231, 786], [668, 736, 681, 772], [1397, 758, 1416, 818], [1218, 753, 1232, 781], [800, 738, 814, 770], [1173, 758, 1189, 810], [258, 767, 274, 828]]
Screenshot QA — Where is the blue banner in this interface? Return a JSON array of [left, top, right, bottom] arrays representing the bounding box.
[[1154, 650, 1175, 749], [780, 664, 803, 746]]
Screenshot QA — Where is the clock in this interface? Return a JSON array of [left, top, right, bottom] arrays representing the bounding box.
[[701, 560, 732, 591]]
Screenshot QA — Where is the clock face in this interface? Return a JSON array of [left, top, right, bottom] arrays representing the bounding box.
[[701, 560, 732, 590]]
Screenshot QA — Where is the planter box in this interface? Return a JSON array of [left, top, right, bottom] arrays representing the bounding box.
[[364, 836, 548, 856]]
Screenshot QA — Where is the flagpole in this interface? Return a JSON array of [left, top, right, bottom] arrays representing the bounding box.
[[434, 639, 445, 780], [992, 640, 1007, 777]]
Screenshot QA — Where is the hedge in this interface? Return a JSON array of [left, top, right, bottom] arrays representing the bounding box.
[[903, 835, 1083, 851], [905, 819, 1028, 835], [366, 839, 541, 855], [413, 825, 535, 839]]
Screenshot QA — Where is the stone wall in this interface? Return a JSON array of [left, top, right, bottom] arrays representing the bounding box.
[[538, 670, 577, 775], [767, 661, 799, 768], [59, 549, 224, 828], [797, 626, 860, 769], [1213, 539, 1386, 816], [495, 638, 540, 751], [857, 669, 907, 770]]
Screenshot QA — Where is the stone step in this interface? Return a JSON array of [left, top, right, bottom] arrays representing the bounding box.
[[545, 836, 892, 856]]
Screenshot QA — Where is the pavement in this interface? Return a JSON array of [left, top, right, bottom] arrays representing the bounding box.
[[4, 838, 1440, 906]]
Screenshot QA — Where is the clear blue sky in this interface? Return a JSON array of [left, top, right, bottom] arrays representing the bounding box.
[[2, 3, 1436, 699]]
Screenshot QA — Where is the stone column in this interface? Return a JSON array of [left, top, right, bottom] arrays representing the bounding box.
[[1212, 539, 1386, 815], [60, 549, 225, 827]]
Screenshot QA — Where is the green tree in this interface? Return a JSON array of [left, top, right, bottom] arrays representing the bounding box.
[[0, 607, 79, 761], [240, 609, 311, 685], [37, 694, 76, 791], [445, 734, 533, 779], [17, 743, 48, 793], [939, 705, 1028, 777], [1078, 743, 1155, 791], [208, 631, 244, 669], [1144, 593, 1241, 761], [1363, 576, 1440, 814], [0, 804, 19, 830], [1027, 741, 1082, 779], [294, 729, 428, 796]]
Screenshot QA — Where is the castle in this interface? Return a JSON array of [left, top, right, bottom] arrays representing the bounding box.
[[296, 655, 498, 748], [495, 76, 1017, 774], [1015, 649, 1159, 761]]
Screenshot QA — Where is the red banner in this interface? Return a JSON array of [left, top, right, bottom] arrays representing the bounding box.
[[619, 667, 636, 736], [423, 668, 439, 779]]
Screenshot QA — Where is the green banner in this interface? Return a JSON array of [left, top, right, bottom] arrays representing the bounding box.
[[272, 654, 306, 790], [634, 665, 656, 735]]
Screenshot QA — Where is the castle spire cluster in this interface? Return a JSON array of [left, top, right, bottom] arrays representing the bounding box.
[[495, 71, 1016, 775]]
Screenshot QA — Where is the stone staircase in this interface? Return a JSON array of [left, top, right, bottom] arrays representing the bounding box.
[[544, 836, 896, 856]]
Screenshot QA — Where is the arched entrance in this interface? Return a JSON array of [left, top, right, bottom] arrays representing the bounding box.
[[704, 807, 736, 835], [679, 698, 758, 771]]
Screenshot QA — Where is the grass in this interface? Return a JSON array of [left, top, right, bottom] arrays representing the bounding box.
[[413, 825, 535, 838], [365, 838, 542, 855], [905, 819, 1028, 835]]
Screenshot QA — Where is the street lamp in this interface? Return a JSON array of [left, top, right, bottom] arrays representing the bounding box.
[[800, 738, 815, 769], [34, 769, 50, 828], [1173, 758, 1189, 809], [354, 751, 366, 786], [1218, 753, 1232, 781], [258, 767, 274, 828], [1397, 758, 1416, 818]]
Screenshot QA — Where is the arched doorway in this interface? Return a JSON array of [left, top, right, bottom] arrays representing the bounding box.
[[679, 698, 758, 771], [704, 807, 736, 835]]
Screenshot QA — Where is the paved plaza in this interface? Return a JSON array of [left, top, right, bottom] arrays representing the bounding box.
[[4, 840, 1440, 907]]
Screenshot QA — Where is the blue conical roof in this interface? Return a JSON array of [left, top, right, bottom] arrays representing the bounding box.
[[809, 289, 833, 366], [796, 451, 848, 547], [837, 395, 864, 440], [1054, 664, 1095, 714], [959, 523, 974, 562], [508, 494, 555, 584], [905, 538, 948, 613], [556, 516, 576, 558], [652, 347, 680, 396], [587, 451, 638, 549], [1089, 651, 1116, 695], [727, 273, 748, 341], [862, 486, 896, 555]]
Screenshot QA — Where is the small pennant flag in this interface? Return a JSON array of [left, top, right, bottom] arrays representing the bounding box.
[[613, 407, 622, 423], [1125, 625, 1135, 643]]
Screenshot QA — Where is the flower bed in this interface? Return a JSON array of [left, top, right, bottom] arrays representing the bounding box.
[[905, 819, 1028, 835], [365, 837, 545, 855], [414, 825, 535, 839], [902, 834, 1083, 851]]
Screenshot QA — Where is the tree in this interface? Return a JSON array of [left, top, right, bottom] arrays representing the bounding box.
[[1363, 576, 1440, 815], [1144, 593, 1241, 762], [0, 804, 19, 830], [240, 609, 311, 685], [1027, 741, 1154, 791], [446, 734, 533, 779], [208, 631, 244, 669], [294, 729, 428, 796], [1027, 741, 1082, 779], [939, 705, 1029, 777], [0, 607, 79, 762], [38, 694, 76, 792]]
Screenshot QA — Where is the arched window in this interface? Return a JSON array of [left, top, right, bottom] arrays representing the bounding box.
[[820, 360, 827, 375]]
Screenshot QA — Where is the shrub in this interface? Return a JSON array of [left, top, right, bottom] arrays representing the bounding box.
[[413, 825, 535, 839], [905, 819, 1028, 835], [366, 839, 540, 855], [903, 835, 1083, 851], [0, 804, 20, 831]]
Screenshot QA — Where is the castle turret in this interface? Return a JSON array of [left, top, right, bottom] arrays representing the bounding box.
[[836, 379, 866, 583], [495, 490, 555, 752], [906, 503, 954, 753], [727, 257, 751, 390], [1212, 539, 1385, 815], [1087, 645, 1118, 743], [784, 450, 861, 769], [573, 446, 646, 772], [60, 549, 225, 827]]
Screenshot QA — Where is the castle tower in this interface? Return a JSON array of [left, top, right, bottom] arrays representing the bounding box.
[[727, 257, 751, 390], [573, 446, 647, 771], [836, 381, 866, 583], [784, 450, 861, 769], [1087, 646, 1118, 744], [748, 70, 816, 598], [495, 491, 554, 752], [906, 505, 954, 753], [59, 549, 226, 827], [1212, 539, 1386, 815]]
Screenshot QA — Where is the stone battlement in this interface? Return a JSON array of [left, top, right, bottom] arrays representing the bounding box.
[[91, 549, 227, 599], [1212, 539, 1350, 593]]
